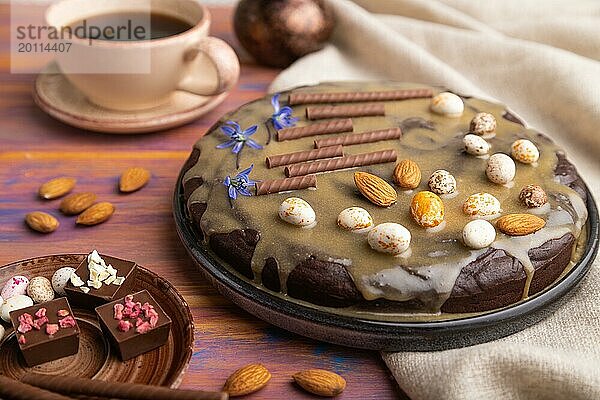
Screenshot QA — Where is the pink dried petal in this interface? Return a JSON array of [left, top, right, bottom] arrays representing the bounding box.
[[135, 321, 152, 334], [18, 313, 34, 326], [17, 322, 32, 334], [59, 315, 77, 328], [124, 295, 135, 308], [18, 335, 27, 345], [35, 308, 47, 318], [129, 308, 141, 319], [149, 315, 159, 328], [57, 309, 70, 317], [46, 323, 59, 336], [117, 320, 132, 332], [33, 316, 49, 330], [113, 303, 124, 320], [135, 317, 144, 327], [142, 302, 156, 318]]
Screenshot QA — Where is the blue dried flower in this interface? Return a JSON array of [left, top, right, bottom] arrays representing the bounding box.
[[270, 94, 298, 130], [216, 121, 263, 168], [223, 164, 256, 206]]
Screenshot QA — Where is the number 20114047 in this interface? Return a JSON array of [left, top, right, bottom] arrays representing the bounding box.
[[17, 42, 72, 53]]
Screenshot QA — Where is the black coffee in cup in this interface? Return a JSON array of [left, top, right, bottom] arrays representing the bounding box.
[[68, 12, 193, 41]]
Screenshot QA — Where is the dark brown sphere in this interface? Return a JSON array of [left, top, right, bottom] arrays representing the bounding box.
[[234, 0, 335, 68]]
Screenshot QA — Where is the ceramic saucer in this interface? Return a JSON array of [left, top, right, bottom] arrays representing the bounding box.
[[33, 62, 229, 134]]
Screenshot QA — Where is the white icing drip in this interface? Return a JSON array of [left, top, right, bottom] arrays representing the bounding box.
[[528, 202, 551, 215], [358, 249, 485, 307]]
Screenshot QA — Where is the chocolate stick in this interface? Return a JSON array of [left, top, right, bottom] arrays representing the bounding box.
[[0, 376, 74, 400], [21, 373, 227, 400], [266, 145, 344, 168], [277, 118, 353, 141], [285, 150, 397, 177], [288, 88, 434, 105], [314, 127, 402, 148], [256, 175, 317, 195], [306, 103, 385, 120]]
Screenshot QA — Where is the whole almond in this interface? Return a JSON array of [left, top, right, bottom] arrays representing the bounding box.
[[293, 369, 346, 397], [76, 202, 115, 226], [60, 192, 97, 215], [25, 211, 59, 233], [223, 364, 271, 397], [119, 167, 151, 193], [39, 177, 76, 199], [354, 172, 397, 207], [496, 213, 545, 236], [393, 159, 421, 189]]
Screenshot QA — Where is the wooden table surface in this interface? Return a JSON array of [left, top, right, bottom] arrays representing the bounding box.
[[0, 6, 404, 399]]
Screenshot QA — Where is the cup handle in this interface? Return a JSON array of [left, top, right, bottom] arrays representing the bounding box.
[[177, 36, 240, 96]]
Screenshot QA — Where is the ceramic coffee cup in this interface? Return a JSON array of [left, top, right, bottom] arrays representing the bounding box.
[[45, 0, 240, 110]]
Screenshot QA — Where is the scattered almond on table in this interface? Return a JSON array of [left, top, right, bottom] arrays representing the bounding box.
[[223, 363, 271, 397], [59, 192, 97, 215], [76, 202, 115, 226], [119, 167, 151, 193], [24, 168, 151, 233], [25, 211, 59, 233], [38, 177, 76, 200], [354, 171, 397, 207], [293, 369, 347, 397]]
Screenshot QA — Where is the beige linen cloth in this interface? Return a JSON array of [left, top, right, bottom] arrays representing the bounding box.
[[268, 1, 600, 398]]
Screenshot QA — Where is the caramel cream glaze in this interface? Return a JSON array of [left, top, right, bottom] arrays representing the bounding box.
[[184, 82, 588, 316]]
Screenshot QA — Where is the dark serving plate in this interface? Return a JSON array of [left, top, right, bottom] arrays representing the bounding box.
[[173, 171, 598, 351]]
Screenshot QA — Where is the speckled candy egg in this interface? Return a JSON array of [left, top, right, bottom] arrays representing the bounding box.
[[1, 294, 34, 322], [430, 92, 464, 117], [511, 139, 539, 164], [27, 276, 55, 303], [486, 153, 516, 185], [1, 276, 29, 300], [367, 223, 411, 255], [52, 266, 76, 296], [279, 197, 316, 227], [463, 134, 490, 156], [337, 207, 374, 233], [462, 219, 496, 249], [428, 170, 457, 195], [463, 192, 502, 218], [469, 112, 497, 136]]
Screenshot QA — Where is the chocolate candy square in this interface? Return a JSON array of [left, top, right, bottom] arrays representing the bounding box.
[[95, 290, 171, 361], [64, 252, 136, 309], [10, 297, 80, 367]]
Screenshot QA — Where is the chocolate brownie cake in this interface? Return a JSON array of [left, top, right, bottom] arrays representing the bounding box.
[[181, 82, 588, 317]]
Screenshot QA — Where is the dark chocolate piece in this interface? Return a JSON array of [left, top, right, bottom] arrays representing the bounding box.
[[287, 258, 363, 307], [314, 128, 402, 148], [284, 149, 397, 177], [262, 257, 281, 292], [255, 175, 317, 195], [266, 145, 344, 168], [0, 376, 74, 400], [529, 233, 575, 295], [277, 118, 353, 141], [21, 373, 227, 400], [95, 290, 171, 361], [209, 229, 260, 279], [441, 249, 527, 313], [288, 88, 433, 105], [306, 103, 385, 120], [64, 254, 136, 309], [9, 297, 79, 367]]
